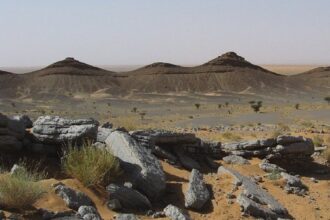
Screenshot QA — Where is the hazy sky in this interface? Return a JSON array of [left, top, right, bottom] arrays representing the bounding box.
[[1, 0, 330, 67]]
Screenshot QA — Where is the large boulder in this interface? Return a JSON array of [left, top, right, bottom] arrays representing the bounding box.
[[105, 131, 166, 200], [32, 116, 99, 145], [184, 169, 210, 210], [54, 184, 93, 210], [106, 184, 151, 210], [0, 113, 27, 152]]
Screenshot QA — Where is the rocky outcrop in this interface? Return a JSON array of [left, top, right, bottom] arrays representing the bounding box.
[[223, 155, 250, 165], [184, 169, 210, 210], [106, 184, 151, 210], [0, 113, 27, 152], [223, 135, 314, 159], [105, 131, 166, 200], [163, 204, 191, 220], [32, 116, 99, 145], [218, 166, 288, 219], [54, 184, 93, 210], [130, 130, 221, 157]]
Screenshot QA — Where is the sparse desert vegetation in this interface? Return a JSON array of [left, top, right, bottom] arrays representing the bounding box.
[[62, 142, 120, 187], [0, 163, 46, 209]]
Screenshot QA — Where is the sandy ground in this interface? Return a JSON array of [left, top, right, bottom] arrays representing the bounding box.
[[17, 158, 326, 220]]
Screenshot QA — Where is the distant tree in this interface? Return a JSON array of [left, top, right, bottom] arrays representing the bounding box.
[[225, 102, 229, 107], [218, 104, 222, 109], [139, 112, 146, 120], [295, 103, 300, 110], [324, 96, 330, 105], [228, 110, 232, 114], [248, 101, 255, 105], [11, 102, 16, 108], [195, 103, 201, 110], [250, 101, 262, 113], [132, 107, 138, 113], [107, 103, 111, 107]]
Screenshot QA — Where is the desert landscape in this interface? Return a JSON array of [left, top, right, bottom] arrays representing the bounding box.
[[1, 1, 330, 220], [0, 51, 329, 220]]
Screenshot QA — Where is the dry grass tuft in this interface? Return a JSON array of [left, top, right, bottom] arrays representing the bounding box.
[[62, 142, 121, 187], [0, 162, 46, 209]]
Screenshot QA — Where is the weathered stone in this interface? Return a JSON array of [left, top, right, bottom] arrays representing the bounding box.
[[185, 169, 210, 210], [131, 130, 221, 157], [114, 214, 138, 220], [0, 113, 26, 152], [96, 127, 113, 143], [54, 184, 93, 210], [276, 135, 305, 145], [105, 131, 166, 200], [281, 172, 306, 196], [163, 204, 191, 220], [107, 199, 122, 211], [152, 145, 177, 162], [174, 148, 201, 170], [259, 160, 286, 173], [106, 184, 151, 210], [39, 208, 76, 220], [223, 155, 250, 165], [218, 166, 288, 219], [11, 115, 33, 128], [77, 206, 101, 220], [32, 116, 99, 145], [275, 140, 314, 156]]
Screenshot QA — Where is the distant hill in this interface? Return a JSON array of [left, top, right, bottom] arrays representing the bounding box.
[[0, 53, 328, 99], [7, 58, 120, 98], [291, 66, 330, 92], [120, 52, 296, 95], [0, 70, 13, 75]]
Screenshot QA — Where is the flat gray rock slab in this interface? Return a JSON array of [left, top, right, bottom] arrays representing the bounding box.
[[223, 155, 250, 165], [164, 204, 191, 220], [32, 116, 99, 144], [184, 169, 210, 210], [105, 131, 166, 200], [106, 184, 151, 210], [218, 166, 288, 219], [54, 184, 93, 210]]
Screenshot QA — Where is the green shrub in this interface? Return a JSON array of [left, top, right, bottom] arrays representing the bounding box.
[[313, 135, 324, 147], [0, 163, 46, 209], [267, 168, 282, 180], [62, 142, 121, 187]]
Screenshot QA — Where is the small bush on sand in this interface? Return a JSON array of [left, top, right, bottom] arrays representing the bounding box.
[[313, 135, 324, 147], [0, 163, 46, 209], [222, 132, 242, 141], [62, 142, 120, 187], [267, 168, 281, 180]]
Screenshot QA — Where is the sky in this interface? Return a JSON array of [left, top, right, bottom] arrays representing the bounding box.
[[0, 0, 330, 67]]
